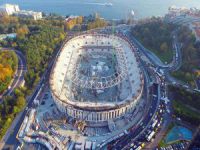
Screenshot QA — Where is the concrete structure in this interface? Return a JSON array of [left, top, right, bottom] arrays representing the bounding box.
[[14, 10, 42, 20], [0, 4, 19, 15], [0, 3, 42, 20], [50, 33, 144, 123], [16, 31, 153, 150]]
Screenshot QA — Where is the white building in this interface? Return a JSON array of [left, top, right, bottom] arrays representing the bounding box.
[[0, 3, 42, 20], [0, 4, 20, 15], [14, 10, 42, 20]]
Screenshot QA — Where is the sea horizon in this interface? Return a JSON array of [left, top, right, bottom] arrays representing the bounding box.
[[1, 0, 200, 19]]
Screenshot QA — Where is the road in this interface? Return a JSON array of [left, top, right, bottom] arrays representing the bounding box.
[[1, 24, 198, 150], [1, 65, 50, 149], [0, 49, 27, 101], [99, 24, 199, 149], [98, 24, 199, 93], [144, 76, 172, 150], [1, 35, 74, 150], [95, 25, 199, 149], [103, 32, 161, 150], [95, 25, 173, 150], [110, 82, 160, 150], [0, 48, 27, 149], [85, 25, 167, 150], [169, 31, 182, 71], [145, 113, 171, 149]]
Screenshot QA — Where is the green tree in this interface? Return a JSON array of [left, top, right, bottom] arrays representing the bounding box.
[[160, 42, 168, 53], [16, 96, 26, 110]]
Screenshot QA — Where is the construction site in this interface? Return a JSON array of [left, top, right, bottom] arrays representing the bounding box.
[[17, 33, 148, 150], [50, 33, 144, 122]]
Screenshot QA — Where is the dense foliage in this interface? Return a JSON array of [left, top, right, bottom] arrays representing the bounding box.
[[131, 17, 200, 86], [0, 15, 66, 89], [132, 17, 176, 63], [169, 85, 200, 125], [17, 26, 65, 88], [0, 13, 108, 140], [0, 15, 19, 34], [0, 88, 26, 139], [0, 15, 66, 139], [87, 18, 108, 30], [0, 12, 110, 140], [0, 51, 18, 94], [0, 15, 64, 34], [65, 16, 83, 30], [172, 26, 200, 86]]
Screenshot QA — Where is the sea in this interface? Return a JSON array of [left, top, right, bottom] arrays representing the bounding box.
[[1, 0, 200, 20]]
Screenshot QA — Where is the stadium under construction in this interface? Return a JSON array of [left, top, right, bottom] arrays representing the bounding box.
[[17, 32, 151, 150]]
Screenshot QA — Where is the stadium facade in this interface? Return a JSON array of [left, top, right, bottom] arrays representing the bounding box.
[[49, 33, 144, 123]]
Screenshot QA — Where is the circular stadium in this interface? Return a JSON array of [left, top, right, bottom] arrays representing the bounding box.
[[49, 33, 144, 123]]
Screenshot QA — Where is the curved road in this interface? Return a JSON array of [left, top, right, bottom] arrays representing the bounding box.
[[0, 48, 27, 101], [0, 35, 73, 150], [0, 48, 26, 149]]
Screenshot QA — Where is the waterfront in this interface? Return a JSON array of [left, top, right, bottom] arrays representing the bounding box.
[[1, 0, 200, 19]]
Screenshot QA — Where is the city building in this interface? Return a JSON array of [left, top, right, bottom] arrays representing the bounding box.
[[0, 3, 42, 20], [14, 10, 42, 20], [0, 4, 20, 15]]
